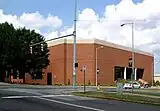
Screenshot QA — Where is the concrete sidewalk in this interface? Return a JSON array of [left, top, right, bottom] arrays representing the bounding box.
[[0, 82, 114, 89], [0, 82, 11, 85]]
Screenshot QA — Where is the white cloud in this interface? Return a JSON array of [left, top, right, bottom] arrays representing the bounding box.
[[58, 0, 160, 73], [19, 12, 62, 29], [1, 0, 160, 73], [0, 9, 62, 34]]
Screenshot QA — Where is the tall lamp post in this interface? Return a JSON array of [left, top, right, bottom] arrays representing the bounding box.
[[96, 46, 103, 87], [73, 0, 77, 89], [121, 22, 134, 92]]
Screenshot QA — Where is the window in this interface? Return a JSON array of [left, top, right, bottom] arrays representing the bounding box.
[[114, 66, 124, 81]]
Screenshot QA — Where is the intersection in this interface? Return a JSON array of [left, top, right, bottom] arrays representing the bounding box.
[[0, 84, 160, 111]]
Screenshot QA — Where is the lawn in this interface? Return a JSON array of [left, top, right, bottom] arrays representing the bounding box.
[[127, 91, 160, 97], [71, 91, 160, 106]]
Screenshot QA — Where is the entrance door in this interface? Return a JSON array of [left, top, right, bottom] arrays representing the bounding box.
[[47, 73, 52, 85]]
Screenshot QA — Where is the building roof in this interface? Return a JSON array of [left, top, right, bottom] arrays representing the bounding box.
[[47, 38, 153, 57]]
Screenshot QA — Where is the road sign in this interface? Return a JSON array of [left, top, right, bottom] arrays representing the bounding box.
[[83, 65, 86, 71]]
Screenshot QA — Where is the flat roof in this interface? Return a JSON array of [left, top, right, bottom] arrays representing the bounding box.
[[47, 38, 153, 57]]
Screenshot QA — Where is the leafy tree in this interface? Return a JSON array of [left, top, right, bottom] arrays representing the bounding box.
[[0, 22, 49, 81]]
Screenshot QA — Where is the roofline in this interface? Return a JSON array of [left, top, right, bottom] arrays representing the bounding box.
[[47, 38, 153, 57]]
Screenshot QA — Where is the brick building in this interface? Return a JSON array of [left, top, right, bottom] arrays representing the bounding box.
[[25, 38, 154, 86]]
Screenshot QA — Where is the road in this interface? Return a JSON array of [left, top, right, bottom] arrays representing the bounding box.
[[0, 84, 160, 111]]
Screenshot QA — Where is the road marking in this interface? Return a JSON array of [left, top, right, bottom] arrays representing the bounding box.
[[1, 95, 73, 99], [35, 96, 105, 111], [1, 96, 36, 99]]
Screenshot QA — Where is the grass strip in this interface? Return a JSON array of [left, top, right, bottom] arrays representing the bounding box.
[[128, 91, 160, 97], [71, 91, 160, 106]]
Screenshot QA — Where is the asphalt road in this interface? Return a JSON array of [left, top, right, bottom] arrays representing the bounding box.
[[0, 85, 160, 111]]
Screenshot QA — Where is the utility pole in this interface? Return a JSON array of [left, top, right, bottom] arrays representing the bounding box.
[[29, 0, 77, 90], [73, 0, 77, 89]]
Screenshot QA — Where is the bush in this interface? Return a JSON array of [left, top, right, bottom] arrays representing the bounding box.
[[153, 80, 160, 86], [117, 79, 131, 84], [153, 80, 156, 86], [155, 81, 160, 86]]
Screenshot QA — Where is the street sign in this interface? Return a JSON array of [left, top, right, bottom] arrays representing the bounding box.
[[83, 65, 86, 71]]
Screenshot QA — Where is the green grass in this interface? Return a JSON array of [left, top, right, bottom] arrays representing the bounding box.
[[128, 91, 160, 97], [71, 91, 160, 106]]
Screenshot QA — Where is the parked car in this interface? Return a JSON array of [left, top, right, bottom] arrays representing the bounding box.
[[123, 81, 141, 89], [138, 79, 150, 88]]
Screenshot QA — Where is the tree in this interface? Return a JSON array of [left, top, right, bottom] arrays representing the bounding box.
[[0, 22, 49, 81]]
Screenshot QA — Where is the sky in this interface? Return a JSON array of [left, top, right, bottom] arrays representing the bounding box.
[[0, 0, 160, 74]]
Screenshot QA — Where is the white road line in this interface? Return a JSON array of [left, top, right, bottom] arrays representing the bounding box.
[[1, 95, 73, 99], [42, 95, 73, 97], [35, 96, 106, 111], [1, 96, 36, 99]]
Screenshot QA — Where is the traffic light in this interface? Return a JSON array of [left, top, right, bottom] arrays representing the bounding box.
[[41, 44, 44, 51], [129, 57, 132, 67], [97, 68, 100, 75], [75, 62, 78, 68]]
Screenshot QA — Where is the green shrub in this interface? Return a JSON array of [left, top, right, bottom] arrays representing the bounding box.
[[155, 81, 160, 86], [118, 79, 131, 84], [153, 80, 160, 86], [153, 80, 156, 86]]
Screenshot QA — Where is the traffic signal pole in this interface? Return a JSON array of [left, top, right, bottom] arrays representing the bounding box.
[[30, 34, 73, 47], [73, 0, 77, 90], [30, 0, 78, 90]]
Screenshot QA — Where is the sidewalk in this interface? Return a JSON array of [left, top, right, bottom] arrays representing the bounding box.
[[0, 83, 116, 89], [0, 82, 11, 85]]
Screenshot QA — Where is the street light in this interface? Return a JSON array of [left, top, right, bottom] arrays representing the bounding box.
[[73, 0, 77, 89], [96, 46, 103, 87], [121, 22, 134, 92]]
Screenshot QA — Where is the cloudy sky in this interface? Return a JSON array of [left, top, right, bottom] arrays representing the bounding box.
[[0, 0, 160, 74]]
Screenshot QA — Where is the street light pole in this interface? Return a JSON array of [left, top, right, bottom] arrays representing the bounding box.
[[131, 23, 134, 92], [73, 0, 77, 89], [96, 48, 98, 87], [121, 22, 134, 92], [95, 46, 103, 87]]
